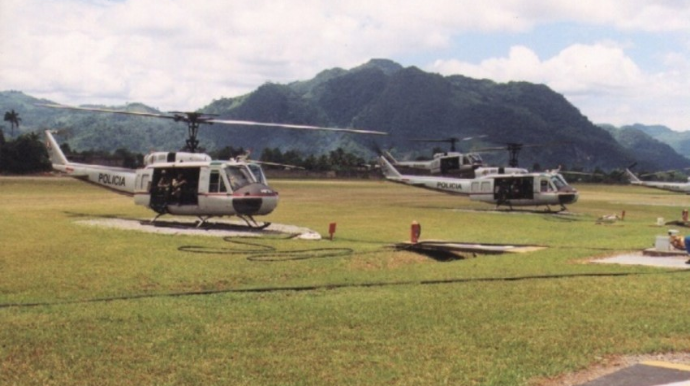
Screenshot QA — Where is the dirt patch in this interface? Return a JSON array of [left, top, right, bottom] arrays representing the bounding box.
[[535, 353, 690, 386]]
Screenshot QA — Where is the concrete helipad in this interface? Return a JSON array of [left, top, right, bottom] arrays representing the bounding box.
[[592, 253, 690, 270], [578, 361, 690, 386], [76, 218, 322, 239]]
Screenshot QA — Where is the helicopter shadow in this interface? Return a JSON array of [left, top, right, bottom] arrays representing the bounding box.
[[411, 205, 580, 216], [63, 211, 142, 221], [145, 220, 282, 234]]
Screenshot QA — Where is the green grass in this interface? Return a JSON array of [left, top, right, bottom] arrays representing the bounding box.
[[2, 177, 690, 385]]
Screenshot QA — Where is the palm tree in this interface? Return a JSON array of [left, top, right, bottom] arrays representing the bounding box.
[[3, 109, 21, 137]]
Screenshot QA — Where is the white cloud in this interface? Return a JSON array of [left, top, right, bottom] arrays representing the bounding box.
[[0, 0, 689, 128], [430, 42, 690, 129]]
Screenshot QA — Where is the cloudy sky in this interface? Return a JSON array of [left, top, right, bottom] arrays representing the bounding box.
[[1, 0, 689, 130]]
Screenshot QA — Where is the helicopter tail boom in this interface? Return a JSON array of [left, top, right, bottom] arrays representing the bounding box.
[[44, 130, 136, 195]]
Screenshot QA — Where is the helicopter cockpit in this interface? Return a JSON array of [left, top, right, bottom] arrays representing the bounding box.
[[463, 153, 483, 165], [224, 163, 268, 190], [246, 163, 267, 185], [225, 164, 255, 191], [550, 174, 569, 190]]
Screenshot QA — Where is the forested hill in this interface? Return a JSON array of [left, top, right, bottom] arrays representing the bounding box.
[[623, 123, 690, 160], [601, 124, 690, 171], [2, 59, 688, 171]]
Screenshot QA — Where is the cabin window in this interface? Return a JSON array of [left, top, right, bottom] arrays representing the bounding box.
[[481, 181, 491, 193], [540, 180, 549, 192], [141, 174, 150, 191], [209, 170, 227, 193]]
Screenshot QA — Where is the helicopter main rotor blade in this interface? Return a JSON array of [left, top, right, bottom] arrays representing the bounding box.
[[208, 118, 387, 135], [37, 103, 176, 120], [39, 103, 387, 135]]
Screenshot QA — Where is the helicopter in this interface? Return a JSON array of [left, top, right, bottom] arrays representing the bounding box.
[[625, 168, 690, 194], [41, 103, 386, 227], [387, 137, 555, 177], [387, 136, 487, 175], [378, 155, 578, 212]]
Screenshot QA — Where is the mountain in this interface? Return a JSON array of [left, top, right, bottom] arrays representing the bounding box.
[[0, 90, 188, 152], [620, 123, 690, 160], [202, 59, 637, 170], [601, 124, 690, 171], [1, 59, 683, 171]]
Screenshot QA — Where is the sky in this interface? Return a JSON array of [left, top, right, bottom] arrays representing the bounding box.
[[1, 0, 689, 130]]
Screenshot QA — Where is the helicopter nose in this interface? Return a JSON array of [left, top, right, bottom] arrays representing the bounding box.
[[232, 183, 279, 215], [558, 189, 579, 205]]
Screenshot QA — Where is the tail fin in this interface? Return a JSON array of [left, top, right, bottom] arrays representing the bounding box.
[[625, 168, 641, 183], [44, 130, 69, 166], [378, 156, 402, 179], [383, 150, 398, 164]]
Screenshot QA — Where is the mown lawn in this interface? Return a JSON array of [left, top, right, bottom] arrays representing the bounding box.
[[2, 176, 690, 385]]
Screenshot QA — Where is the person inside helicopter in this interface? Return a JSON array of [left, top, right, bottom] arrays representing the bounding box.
[[172, 173, 187, 205]]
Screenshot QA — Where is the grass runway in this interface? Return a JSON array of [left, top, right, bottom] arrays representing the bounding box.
[[2, 176, 690, 385]]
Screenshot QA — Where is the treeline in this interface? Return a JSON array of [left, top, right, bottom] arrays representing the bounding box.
[[209, 145, 369, 171], [259, 147, 369, 171], [58, 142, 144, 169], [0, 131, 372, 175], [0, 131, 145, 175], [0, 131, 664, 184], [0, 132, 51, 174]]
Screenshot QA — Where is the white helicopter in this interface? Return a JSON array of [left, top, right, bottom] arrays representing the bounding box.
[[387, 138, 553, 178], [625, 168, 690, 194], [379, 156, 579, 211], [41, 103, 386, 227], [387, 137, 487, 175]]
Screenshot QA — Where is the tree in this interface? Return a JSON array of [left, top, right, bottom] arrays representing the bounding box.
[[114, 148, 142, 169], [3, 109, 21, 137], [0, 133, 51, 174]]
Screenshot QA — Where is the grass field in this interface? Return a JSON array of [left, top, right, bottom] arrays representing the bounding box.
[[2, 176, 690, 385]]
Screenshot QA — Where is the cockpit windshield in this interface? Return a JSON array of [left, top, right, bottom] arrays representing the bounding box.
[[468, 154, 483, 164], [550, 174, 568, 190], [225, 165, 255, 191], [247, 164, 267, 185]]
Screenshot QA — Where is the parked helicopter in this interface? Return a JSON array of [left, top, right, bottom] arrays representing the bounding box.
[[388, 136, 487, 175], [378, 156, 578, 211], [387, 137, 556, 177], [625, 168, 690, 194], [41, 103, 386, 227]]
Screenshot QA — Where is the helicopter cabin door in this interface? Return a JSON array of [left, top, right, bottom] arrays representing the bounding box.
[[440, 156, 460, 174], [149, 167, 200, 213], [198, 167, 233, 215], [493, 176, 535, 202]]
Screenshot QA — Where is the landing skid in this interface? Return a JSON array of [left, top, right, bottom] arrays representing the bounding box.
[[543, 205, 568, 213], [150, 212, 166, 223], [196, 215, 271, 230], [195, 216, 214, 228], [238, 214, 271, 230], [147, 212, 271, 230]]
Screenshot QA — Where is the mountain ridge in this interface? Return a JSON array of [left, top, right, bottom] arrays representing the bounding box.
[[1, 59, 687, 172]]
